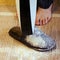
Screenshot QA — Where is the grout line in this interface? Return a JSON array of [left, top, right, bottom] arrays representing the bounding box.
[[0, 12, 60, 18], [0, 12, 16, 16], [52, 14, 60, 17]]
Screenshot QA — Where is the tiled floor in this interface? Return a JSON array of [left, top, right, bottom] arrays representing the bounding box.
[[0, 6, 60, 60]]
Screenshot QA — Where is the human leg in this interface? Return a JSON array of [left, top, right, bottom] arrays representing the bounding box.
[[35, 0, 53, 25]]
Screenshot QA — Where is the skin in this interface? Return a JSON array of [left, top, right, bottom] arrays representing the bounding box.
[[35, 4, 52, 26]]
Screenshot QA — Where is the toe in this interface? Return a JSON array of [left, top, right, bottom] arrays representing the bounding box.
[[35, 20, 39, 25], [35, 20, 40, 26], [39, 20, 43, 26], [44, 16, 50, 25], [43, 19, 46, 25], [35, 14, 40, 26], [46, 16, 51, 23]]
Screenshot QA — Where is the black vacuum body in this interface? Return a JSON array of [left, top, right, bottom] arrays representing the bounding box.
[[20, 0, 32, 35]]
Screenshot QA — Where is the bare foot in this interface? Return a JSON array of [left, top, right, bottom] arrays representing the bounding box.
[[35, 4, 52, 26]]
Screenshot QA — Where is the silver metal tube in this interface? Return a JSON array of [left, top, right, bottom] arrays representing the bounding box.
[[29, 0, 37, 34]]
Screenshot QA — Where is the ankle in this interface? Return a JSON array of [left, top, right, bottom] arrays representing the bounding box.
[[38, 4, 53, 11]]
